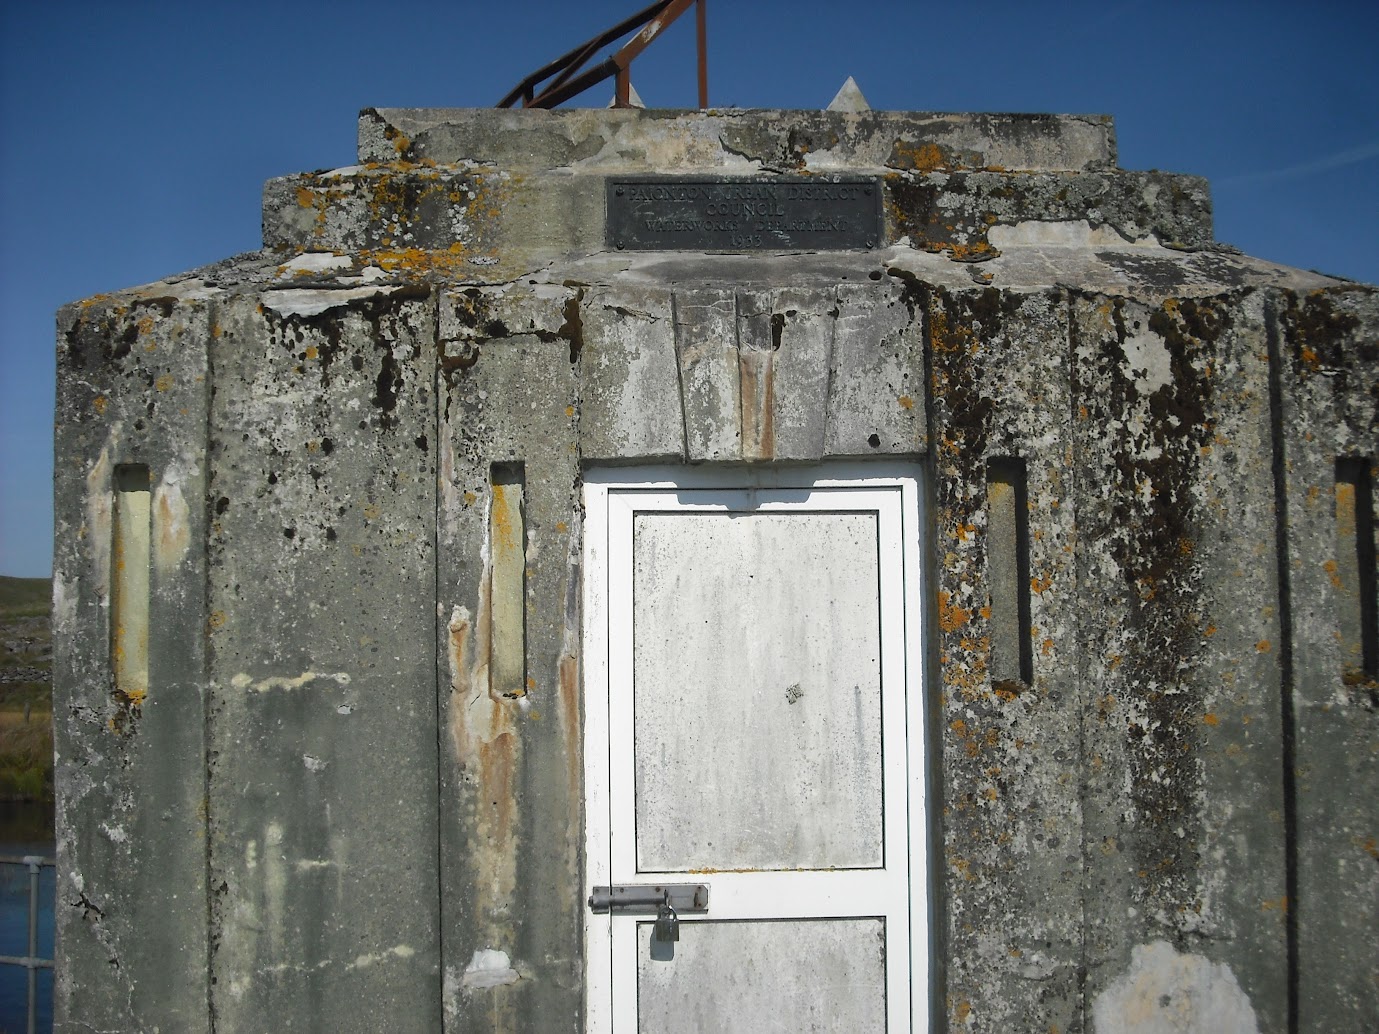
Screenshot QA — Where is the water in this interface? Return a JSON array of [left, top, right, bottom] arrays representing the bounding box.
[[0, 801, 55, 1034]]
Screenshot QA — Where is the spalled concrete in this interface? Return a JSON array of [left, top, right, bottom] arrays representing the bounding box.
[[52, 106, 1376, 1033]]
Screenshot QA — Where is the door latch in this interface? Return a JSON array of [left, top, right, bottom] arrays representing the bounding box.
[[588, 883, 709, 915]]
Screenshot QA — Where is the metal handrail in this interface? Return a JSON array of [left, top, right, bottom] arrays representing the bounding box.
[[0, 854, 54, 1034], [497, 0, 707, 110]]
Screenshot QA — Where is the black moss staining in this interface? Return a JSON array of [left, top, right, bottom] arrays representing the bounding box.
[[320, 437, 334, 456], [560, 289, 586, 364], [283, 527, 296, 540], [414, 435, 428, 452], [372, 348, 399, 425], [770, 313, 785, 351], [325, 527, 337, 542], [215, 497, 230, 515], [1278, 289, 1369, 375]]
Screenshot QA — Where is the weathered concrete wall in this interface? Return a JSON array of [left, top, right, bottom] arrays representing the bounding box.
[[53, 288, 214, 1031], [53, 107, 1377, 1033]]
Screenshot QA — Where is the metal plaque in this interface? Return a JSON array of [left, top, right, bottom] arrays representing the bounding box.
[[607, 176, 881, 252]]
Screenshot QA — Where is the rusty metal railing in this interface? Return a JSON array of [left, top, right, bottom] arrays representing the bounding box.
[[498, 0, 707, 110], [0, 854, 54, 1034]]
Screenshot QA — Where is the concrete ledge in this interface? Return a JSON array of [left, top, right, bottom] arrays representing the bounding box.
[[360, 107, 1116, 173]]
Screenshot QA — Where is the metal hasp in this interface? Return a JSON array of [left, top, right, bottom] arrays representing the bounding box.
[[589, 883, 710, 914], [497, 0, 708, 110]]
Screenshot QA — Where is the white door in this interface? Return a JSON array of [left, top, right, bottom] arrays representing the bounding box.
[[583, 464, 929, 1033]]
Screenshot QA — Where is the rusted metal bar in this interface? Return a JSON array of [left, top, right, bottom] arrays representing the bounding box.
[[696, 0, 708, 108], [497, 0, 672, 108], [498, 0, 707, 110]]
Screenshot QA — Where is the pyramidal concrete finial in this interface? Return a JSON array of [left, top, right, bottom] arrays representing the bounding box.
[[607, 82, 646, 109], [827, 76, 871, 113]]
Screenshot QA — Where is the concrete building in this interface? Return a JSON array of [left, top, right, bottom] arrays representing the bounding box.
[[53, 104, 1377, 1032]]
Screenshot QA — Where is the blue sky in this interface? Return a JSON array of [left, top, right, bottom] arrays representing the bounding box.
[[2, 0, 1376, 577]]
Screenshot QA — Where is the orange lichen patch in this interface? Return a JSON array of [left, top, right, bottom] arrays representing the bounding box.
[[1299, 345, 1320, 372], [93, 396, 108, 415], [926, 306, 978, 358], [938, 590, 971, 631], [206, 610, 227, 632], [554, 521, 568, 534], [954, 999, 973, 1022], [955, 521, 977, 542], [891, 142, 950, 172], [1323, 559, 1343, 590], [211, 323, 223, 339], [1204, 623, 1217, 637], [979, 605, 992, 619], [1203, 712, 1220, 726], [1178, 537, 1195, 556], [993, 680, 1022, 703], [1041, 638, 1054, 657], [1255, 640, 1271, 653], [361, 244, 473, 276], [463, 491, 478, 506], [154, 374, 173, 392], [1030, 572, 1053, 595], [296, 186, 315, 208], [898, 395, 915, 410], [920, 238, 1001, 263], [362, 502, 382, 521], [137, 316, 156, 336], [304, 345, 319, 360], [1359, 837, 1378, 861], [1261, 896, 1289, 913]]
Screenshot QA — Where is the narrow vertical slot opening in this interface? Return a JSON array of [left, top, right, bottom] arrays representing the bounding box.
[[1335, 457, 1377, 685], [987, 457, 1033, 687], [490, 462, 528, 700], [112, 464, 152, 714]]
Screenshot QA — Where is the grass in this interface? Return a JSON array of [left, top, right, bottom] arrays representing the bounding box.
[[0, 711, 54, 801], [1, 576, 53, 801], [0, 576, 50, 619]]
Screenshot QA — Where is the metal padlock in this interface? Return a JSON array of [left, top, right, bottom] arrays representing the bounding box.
[[654, 895, 679, 942]]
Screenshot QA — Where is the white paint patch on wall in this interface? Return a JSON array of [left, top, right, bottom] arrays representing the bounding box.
[[461, 948, 520, 989], [229, 671, 352, 692], [1093, 940, 1259, 1034], [1120, 325, 1174, 397]]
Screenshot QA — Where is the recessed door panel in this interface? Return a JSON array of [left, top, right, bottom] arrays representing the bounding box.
[[635, 919, 887, 1033], [633, 510, 883, 872]]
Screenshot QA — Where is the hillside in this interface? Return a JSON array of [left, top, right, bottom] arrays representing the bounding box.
[[0, 576, 53, 801]]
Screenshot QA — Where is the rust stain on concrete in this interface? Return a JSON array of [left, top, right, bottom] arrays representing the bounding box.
[[448, 570, 521, 942], [739, 352, 776, 460]]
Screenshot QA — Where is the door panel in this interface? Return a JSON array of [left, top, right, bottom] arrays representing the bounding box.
[[632, 509, 884, 872], [635, 918, 887, 1033], [584, 466, 928, 1034]]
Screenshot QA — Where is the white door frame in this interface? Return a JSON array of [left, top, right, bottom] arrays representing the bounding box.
[[583, 463, 930, 1032]]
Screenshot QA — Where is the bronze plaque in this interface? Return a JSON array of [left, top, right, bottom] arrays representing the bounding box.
[[607, 177, 881, 252]]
